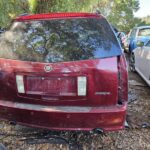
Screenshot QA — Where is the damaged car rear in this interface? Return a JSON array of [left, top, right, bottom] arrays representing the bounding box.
[[0, 13, 128, 132]]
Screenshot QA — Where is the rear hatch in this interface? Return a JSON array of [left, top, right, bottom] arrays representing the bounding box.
[[0, 16, 123, 106], [0, 57, 119, 106]]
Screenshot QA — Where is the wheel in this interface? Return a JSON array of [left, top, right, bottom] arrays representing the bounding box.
[[129, 52, 135, 72]]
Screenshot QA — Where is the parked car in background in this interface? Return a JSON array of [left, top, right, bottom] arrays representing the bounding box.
[[117, 32, 128, 51], [130, 40, 150, 86], [0, 13, 128, 132], [111, 27, 127, 51], [128, 26, 150, 53]]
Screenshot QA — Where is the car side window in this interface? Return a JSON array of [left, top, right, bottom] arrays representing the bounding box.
[[146, 41, 150, 47], [130, 29, 137, 38]]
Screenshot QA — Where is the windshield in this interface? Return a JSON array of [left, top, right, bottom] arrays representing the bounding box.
[[138, 28, 150, 37], [0, 18, 122, 63]]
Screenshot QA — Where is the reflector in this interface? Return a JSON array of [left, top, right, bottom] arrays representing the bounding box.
[[16, 75, 25, 93], [77, 76, 87, 96]]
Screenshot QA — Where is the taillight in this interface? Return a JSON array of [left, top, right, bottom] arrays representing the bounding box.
[[77, 76, 87, 96], [117, 56, 128, 103], [16, 75, 25, 93]]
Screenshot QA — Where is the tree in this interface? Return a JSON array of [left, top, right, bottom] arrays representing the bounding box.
[[95, 0, 140, 32], [0, 0, 29, 27], [0, 0, 102, 27], [110, 0, 140, 32], [30, 0, 140, 32], [0, 0, 140, 33], [29, 0, 101, 13]]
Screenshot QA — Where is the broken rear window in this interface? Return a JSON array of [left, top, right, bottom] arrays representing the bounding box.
[[0, 18, 122, 63]]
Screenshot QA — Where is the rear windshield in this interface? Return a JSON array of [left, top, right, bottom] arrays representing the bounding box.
[[0, 18, 122, 63]]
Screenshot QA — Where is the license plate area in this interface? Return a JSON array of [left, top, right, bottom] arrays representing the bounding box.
[[25, 76, 77, 96]]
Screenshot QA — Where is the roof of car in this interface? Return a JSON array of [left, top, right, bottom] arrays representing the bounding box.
[[135, 26, 150, 29], [15, 12, 103, 21]]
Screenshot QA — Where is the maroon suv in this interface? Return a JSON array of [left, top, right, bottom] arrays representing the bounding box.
[[0, 13, 128, 131]]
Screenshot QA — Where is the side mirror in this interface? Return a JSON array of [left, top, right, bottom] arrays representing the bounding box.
[[136, 41, 144, 47]]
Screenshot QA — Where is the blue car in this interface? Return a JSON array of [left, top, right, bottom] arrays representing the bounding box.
[[128, 26, 150, 52]]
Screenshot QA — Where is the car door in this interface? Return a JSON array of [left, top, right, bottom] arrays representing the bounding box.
[[129, 28, 139, 51], [139, 40, 150, 85], [134, 45, 144, 73]]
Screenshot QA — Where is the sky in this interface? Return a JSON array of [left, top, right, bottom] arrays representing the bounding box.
[[134, 0, 150, 18]]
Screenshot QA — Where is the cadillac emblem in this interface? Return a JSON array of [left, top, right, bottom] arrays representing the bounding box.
[[44, 65, 53, 72]]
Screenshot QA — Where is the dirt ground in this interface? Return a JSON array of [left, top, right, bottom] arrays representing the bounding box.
[[0, 55, 150, 150]]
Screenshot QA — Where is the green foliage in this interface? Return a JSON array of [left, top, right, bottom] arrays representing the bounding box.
[[0, 0, 29, 27], [33, 0, 101, 13], [95, 0, 140, 32], [111, 0, 140, 32], [28, 0, 37, 13], [31, 0, 140, 32], [0, 0, 141, 32]]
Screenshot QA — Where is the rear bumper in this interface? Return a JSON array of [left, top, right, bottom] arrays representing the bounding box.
[[0, 100, 127, 131]]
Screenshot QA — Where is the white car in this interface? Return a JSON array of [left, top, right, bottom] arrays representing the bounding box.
[[130, 40, 150, 86]]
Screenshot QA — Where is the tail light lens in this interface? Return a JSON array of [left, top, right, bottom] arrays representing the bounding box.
[[16, 75, 25, 93], [77, 76, 87, 96], [118, 56, 128, 103]]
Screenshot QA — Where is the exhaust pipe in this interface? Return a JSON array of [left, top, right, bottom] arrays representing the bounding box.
[[9, 121, 17, 126], [92, 128, 105, 134]]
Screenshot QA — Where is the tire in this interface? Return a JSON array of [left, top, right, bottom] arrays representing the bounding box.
[[129, 52, 136, 72]]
